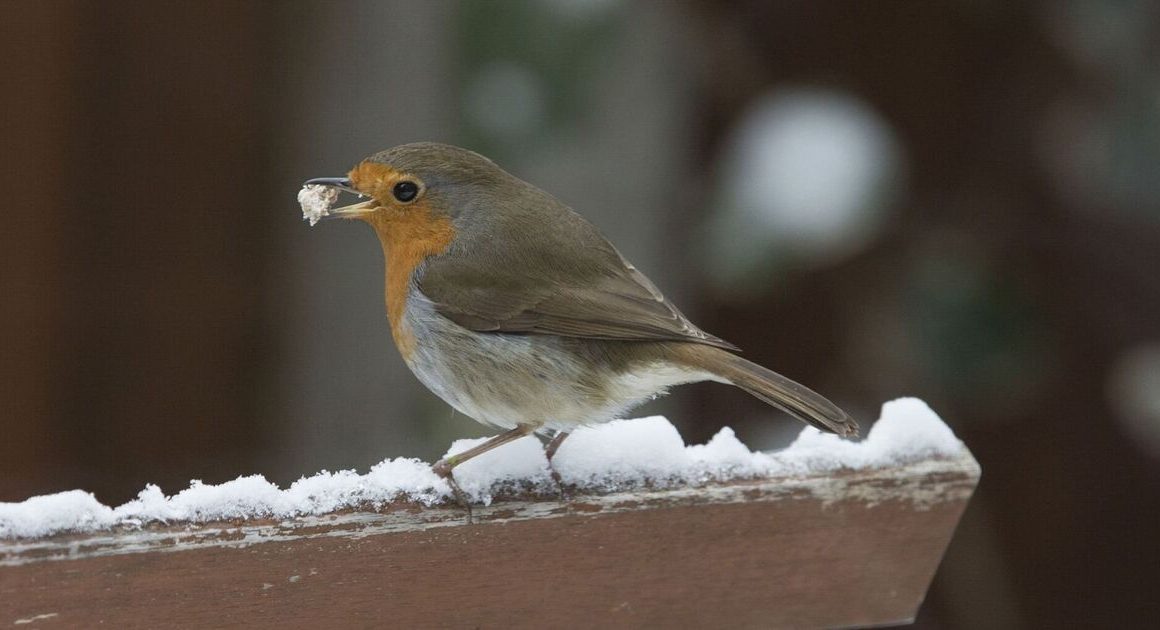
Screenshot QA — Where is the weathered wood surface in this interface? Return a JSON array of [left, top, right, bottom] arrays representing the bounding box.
[[1, 453, 979, 629]]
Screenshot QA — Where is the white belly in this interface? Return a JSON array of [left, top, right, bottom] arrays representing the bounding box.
[[399, 293, 713, 432]]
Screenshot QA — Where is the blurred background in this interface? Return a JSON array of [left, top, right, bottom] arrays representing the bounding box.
[[2, 1, 1158, 627]]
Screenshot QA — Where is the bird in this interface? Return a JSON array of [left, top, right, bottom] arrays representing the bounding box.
[[304, 142, 856, 506]]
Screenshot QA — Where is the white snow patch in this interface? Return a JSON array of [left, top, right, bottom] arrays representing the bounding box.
[[0, 491, 115, 539], [555, 398, 960, 486], [442, 435, 553, 504], [297, 184, 338, 226], [0, 398, 962, 539], [553, 416, 691, 488]]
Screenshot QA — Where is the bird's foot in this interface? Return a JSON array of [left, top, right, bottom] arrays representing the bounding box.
[[431, 459, 473, 525], [549, 469, 572, 503], [543, 431, 572, 503]]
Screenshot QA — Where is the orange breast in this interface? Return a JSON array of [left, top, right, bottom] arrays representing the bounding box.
[[362, 201, 455, 360]]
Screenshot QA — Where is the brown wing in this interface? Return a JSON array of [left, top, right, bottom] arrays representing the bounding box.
[[418, 202, 737, 350]]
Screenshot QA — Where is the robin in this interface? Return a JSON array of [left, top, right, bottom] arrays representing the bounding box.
[[304, 142, 856, 506]]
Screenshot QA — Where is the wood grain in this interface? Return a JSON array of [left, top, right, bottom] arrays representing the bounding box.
[[1, 454, 979, 629]]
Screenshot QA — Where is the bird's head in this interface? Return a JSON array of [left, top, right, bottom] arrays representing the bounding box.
[[302, 142, 518, 228]]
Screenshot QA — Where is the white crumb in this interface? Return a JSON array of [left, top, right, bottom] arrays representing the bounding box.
[[297, 184, 339, 226], [0, 398, 964, 539]]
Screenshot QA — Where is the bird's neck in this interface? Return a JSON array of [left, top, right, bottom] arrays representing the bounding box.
[[364, 206, 455, 360]]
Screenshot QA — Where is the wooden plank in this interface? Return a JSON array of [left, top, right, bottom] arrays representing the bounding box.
[[0, 453, 978, 629]]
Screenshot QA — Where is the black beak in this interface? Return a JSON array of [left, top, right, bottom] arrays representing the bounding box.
[[303, 177, 362, 196]]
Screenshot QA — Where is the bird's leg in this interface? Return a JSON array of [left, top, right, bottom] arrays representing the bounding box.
[[431, 425, 533, 523], [544, 431, 571, 500], [438, 472, 472, 522]]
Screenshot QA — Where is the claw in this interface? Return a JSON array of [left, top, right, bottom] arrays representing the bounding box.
[[432, 459, 473, 524], [544, 431, 572, 503], [550, 470, 571, 503], [427, 425, 535, 525]]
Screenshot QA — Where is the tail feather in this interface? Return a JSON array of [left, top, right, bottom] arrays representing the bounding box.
[[683, 346, 858, 437]]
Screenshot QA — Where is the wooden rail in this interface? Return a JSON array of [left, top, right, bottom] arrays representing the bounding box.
[[1, 452, 979, 629]]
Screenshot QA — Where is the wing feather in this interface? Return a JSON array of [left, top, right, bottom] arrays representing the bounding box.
[[418, 203, 736, 350]]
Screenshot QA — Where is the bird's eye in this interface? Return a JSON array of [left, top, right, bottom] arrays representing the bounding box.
[[392, 181, 419, 203]]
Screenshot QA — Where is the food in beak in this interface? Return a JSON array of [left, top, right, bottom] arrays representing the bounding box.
[[298, 184, 339, 226]]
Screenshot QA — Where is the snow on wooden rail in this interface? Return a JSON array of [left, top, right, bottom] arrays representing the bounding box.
[[0, 399, 980, 628]]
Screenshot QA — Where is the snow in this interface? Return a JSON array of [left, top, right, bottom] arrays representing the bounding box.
[[298, 184, 338, 226], [0, 491, 116, 539], [554, 398, 960, 487], [0, 398, 962, 539], [552, 416, 692, 489], [442, 435, 554, 501]]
